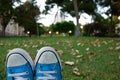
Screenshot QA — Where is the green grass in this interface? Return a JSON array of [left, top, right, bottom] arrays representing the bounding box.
[[0, 36, 120, 80]]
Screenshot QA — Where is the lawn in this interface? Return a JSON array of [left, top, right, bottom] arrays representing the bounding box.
[[0, 36, 120, 80]]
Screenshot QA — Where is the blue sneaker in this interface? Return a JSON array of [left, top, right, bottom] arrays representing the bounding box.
[[35, 46, 62, 80], [6, 48, 34, 80]]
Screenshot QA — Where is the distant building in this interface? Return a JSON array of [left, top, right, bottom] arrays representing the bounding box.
[[5, 19, 25, 36], [54, 11, 65, 24]]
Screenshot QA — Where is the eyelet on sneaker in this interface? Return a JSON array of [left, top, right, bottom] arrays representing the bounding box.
[[26, 71, 29, 75]]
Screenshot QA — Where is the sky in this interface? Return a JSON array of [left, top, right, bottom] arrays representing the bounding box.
[[18, 0, 108, 26], [36, 0, 93, 26]]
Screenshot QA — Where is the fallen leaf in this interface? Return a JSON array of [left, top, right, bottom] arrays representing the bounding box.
[[73, 67, 80, 76], [86, 48, 90, 51], [64, 61, 75, 66], [0, 43, 4, 46], [87, 52, 96, 56], [58, 40, 63, 44], [119, 56, 120, 59], [109, 61, 115, 65], [76, 55, 84, 58], [91, 40, 100, 47], [116, 42, 120, 46], [115, 46, 120, 51], [23, 44, 28, 47], [103, 41, 108, 45], [32, 45, 38, 48], [75, 50, 79, 54], [57, 50, 64, 56], [108, 47, 113, 51], [77, 43, 81, 46], [75, 60, 79, 63]]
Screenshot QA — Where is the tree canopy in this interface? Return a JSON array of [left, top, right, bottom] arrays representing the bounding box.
[[44, 0, 97, 16], [44, 0, 97, 37], [14, 1, 40, 34], [96, 0, 120, 16], [0, 0, 22, 35], [95, 0, 120, 34], [0, 0, 20, 25], [0, 0, 40, 35], [1, 0, 120, 36], [50, 21, 75, 35]]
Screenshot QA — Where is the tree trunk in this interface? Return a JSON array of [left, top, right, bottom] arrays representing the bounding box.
[[73, 0, 80, 37], [109, 0, 113, 35], [0, 16, 5, 36], [1, 24, 7, 36]]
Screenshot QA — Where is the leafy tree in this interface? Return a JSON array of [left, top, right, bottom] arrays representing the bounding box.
[[111, 0, 120, 16], [96, 0, 120, 34], [14, 1, 40, 35], [50, 21, 75, 35], [38, 26, 46, 35], [0, 0, 40, 36], [0, 0, 21, 36], [84, 22, 108, 36], [96, 0, 120, 16], [37, 23, 46, 36], [44, 0, 97, 37], [83, 15, 119, 37]]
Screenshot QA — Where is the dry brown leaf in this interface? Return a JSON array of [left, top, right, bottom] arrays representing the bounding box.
[[91, 39, 101, 47], [77, 43, 81, 46], [87, 52, 96, 56], [116, 42, 120, 46], [58, 40, 63, 44], [86, 48, 90, 51], [73, 67, 80, 76], [37, 40, 43, 44], [119, 56, 120, 60], [115, 46, 120, 51], [57, 50, 64, 56], [108, 47, 113, 51], [75, 50, 79, 54], [75, 60, 79, 63], [76, 55, 84, 58], [109, 61, 115, 65], [103, 41, 108, 45], [23, 44, 28, 47], [0, 43, 4, 46], [64, 61, 75, 66], [32, 45, 38, 48]]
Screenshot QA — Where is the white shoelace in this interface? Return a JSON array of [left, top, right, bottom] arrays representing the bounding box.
[[37, 70, 57, 80], [8, 72, 29, 80]]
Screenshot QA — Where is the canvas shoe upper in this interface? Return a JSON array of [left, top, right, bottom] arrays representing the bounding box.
[[35, 46, 62, 80], [6, 48, 34, 80]]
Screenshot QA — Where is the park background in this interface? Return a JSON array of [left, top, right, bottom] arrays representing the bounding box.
[[0, 0, 120, 37], [0, 0, 120, 80]]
